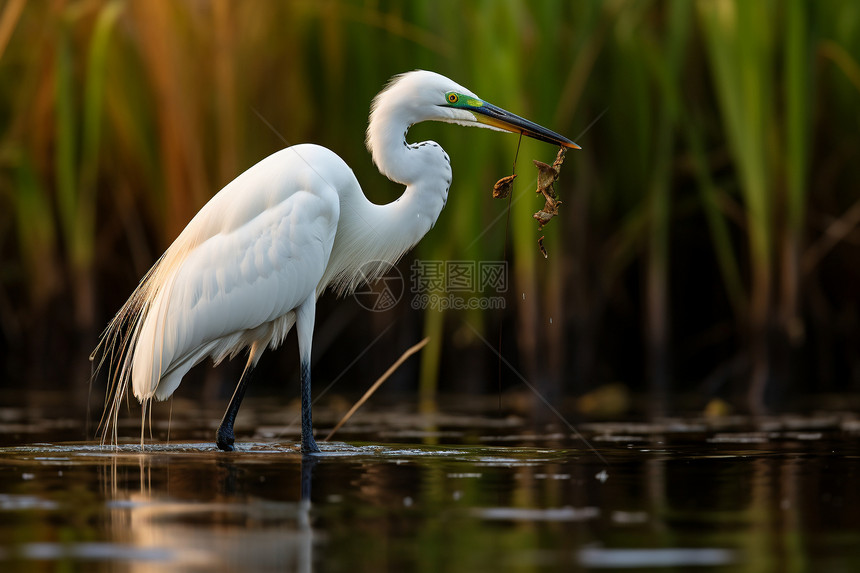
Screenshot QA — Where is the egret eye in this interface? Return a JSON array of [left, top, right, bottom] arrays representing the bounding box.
[[446, 92, 459, 104]]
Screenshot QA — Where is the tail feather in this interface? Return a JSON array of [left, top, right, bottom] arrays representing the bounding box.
[[91, 230, 200, 445], [91, 257, 164, 445], [91, 219, 300, 445]]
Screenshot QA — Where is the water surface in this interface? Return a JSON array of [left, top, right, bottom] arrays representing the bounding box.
[[1, 408, 859, 572]]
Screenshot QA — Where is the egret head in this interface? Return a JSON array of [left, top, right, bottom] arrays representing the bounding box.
[[368, 70, 580, 151]]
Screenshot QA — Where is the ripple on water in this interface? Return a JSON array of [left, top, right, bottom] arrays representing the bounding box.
[[473, 506, 600, 522], [577, 547, 737, 568]]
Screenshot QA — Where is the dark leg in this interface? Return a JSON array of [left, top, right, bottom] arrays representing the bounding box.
[[301, 359, 320, 454], [217, 367, 253, 451], [300, 449, 319, 500], [295, 295, 320, 454]]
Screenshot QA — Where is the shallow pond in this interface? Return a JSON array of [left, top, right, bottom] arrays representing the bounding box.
[[0, 401, 859, 572]]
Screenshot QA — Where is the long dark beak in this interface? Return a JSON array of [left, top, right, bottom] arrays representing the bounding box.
[[472, 102, 581, 149]]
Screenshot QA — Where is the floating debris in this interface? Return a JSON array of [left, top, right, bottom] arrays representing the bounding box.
[[538, 236, 548, 259]]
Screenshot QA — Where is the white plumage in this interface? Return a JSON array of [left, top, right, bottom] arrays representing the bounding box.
[[94, 70, 578, 452], [132, 146, 341, 401]]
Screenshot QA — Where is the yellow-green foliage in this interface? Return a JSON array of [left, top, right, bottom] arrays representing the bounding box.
[[1, 0, 858, 403]]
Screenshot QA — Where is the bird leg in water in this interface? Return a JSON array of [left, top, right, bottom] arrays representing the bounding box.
[[301, 360, 320, 453], [295, 295, 320, 454], [216, 366, 254, 451]]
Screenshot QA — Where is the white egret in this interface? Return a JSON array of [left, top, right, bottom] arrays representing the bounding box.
[[94, 70, 579, 453]]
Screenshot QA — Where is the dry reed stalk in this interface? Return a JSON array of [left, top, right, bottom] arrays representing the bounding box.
[[324, 337, 429, 442]]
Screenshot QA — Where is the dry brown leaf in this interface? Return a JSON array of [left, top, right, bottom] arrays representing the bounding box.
[[534, 160, 558, 191], [533, 148, 567, 231], [493, 174, 517, 199], [538, 235, 548, 259], [533, 209, 554, 228], [551, 147, 566, 171], [533, 147, 566, 198], [492, 147, 568, 257]]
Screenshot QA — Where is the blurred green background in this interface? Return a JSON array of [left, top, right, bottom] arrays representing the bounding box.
[[1, 0, 859, 420]]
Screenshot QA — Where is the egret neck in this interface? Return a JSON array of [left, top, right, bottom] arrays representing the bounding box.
[[323, 97, 452, 296]]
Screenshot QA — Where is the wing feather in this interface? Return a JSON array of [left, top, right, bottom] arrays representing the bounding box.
[[93, 144, 354, 442], [131, 148, 342, 400]]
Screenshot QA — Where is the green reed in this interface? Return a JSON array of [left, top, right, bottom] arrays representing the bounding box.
[[1, 0, 858, 411]]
